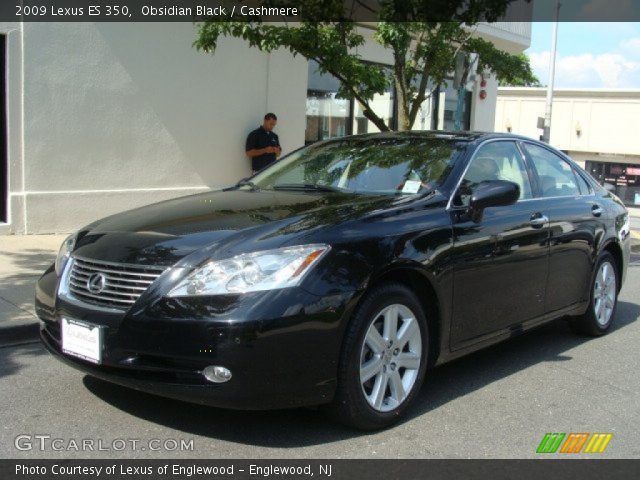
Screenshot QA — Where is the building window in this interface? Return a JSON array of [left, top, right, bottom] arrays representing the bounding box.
[[585, 160, 640, 206], [305, 62, 471, 144], [352, 83, 395, 134], [1, 34, 7, 223], [305, 60, 397, 144], [305, 61, 350, 144]]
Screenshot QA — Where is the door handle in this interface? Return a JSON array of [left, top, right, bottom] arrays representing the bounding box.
[[530, 214, 548, 228], [592, 205, 604, 217]]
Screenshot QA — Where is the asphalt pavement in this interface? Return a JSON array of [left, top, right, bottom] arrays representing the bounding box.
[[1, 249, 639, 459]]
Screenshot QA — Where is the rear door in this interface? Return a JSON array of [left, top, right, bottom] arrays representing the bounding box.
[[521, 142, 602, 313], [449, 140, 550, 348]]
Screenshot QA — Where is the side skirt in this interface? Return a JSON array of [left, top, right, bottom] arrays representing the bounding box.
[[435, 301, 589, 366]]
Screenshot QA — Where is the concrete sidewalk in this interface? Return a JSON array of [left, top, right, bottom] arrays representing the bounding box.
[[0, 235, 65, 344]]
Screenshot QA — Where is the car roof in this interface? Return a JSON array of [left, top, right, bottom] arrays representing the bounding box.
[[313, 131, 577, 169], [319, 130, 537, 145]]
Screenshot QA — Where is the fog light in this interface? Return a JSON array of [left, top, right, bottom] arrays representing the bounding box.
[[202, 365, 232, 383]]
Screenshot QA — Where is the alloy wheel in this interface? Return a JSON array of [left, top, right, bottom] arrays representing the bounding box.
[[593, 261, 616, 326], [359, 304, 422, 412]]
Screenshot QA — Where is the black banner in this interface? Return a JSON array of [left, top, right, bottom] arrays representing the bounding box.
[[1, 0, 640, 22], [1, 459, 640, 480]]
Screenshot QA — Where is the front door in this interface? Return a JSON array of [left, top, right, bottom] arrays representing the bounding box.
[[449, 141, 550, 348]]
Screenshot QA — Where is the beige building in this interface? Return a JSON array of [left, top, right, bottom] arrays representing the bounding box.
[[495, 87, 640, 207]]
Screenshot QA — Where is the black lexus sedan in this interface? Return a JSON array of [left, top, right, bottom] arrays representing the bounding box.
[[37, 131, 631, 430]]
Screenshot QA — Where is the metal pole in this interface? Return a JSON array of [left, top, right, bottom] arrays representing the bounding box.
[[542, 1, 560, 143]]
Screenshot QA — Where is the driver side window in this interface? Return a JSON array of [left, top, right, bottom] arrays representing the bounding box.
[[457, 142, 533, 207]]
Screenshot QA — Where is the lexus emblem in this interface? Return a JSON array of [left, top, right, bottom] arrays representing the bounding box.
[[86, 273, 106, 294]]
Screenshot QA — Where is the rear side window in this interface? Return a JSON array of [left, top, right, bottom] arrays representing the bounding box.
[[575, 171, 592, 195], [523, 144, 580, 198]]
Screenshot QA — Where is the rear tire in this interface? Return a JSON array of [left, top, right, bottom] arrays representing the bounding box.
[[570, 252, 618, 336], [328, 283, 429, 430]]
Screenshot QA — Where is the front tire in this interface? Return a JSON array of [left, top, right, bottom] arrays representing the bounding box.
[[570, 252, 618, 336], [329, 283, 429, 430]]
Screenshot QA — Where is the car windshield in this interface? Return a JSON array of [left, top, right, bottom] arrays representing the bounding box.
[[247, 135, 467, 196]]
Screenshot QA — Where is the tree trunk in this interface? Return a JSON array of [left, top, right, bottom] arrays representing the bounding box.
[[398, 116, 409, 131], [397, 106, 412, 131], [359, 103, 391, 132], [394, 79, 412, 132]]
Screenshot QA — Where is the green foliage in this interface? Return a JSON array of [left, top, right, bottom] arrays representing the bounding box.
[[496, 53, 541, 87], [194, 0, 533, 131]]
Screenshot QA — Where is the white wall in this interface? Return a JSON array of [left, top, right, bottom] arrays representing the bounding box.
[[265, 49, 308, 156], [475, 22, 531, 54], [496, 88, 640, 156], [470, 74, 499, 132], [0, 22, 24, 235], [12, 22, 308, 233]]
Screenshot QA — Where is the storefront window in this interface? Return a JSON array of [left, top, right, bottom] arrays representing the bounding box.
[[585, 161, 640, 206], [411, 95, 435, 131], [353, 89, 395, 134], [305, 62, 470, 144], [306, 92, 349, 144], [306, 61, 397, 144], [306, 62, 350, 144]]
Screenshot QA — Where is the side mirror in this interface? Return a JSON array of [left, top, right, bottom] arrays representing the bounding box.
[[469, 180, 520, 222], [603, 182, 616, 193]]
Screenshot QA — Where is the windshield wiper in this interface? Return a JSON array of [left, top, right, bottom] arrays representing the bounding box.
[[227, 179, 260, 191], [272, 183, 351, 193]]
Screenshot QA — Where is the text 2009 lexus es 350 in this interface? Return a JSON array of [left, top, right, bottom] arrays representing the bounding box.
[[37, 132, 631, 430]]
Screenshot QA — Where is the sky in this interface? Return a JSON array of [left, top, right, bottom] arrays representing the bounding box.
[[526, 22, 640, 88]]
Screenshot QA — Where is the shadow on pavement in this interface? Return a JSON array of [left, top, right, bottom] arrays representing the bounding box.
[[0, 324, 40, 348], [408, 300, 639, 423], [0, 248, 55, 326], [0, 247, 54, 288], [82, 300, 640, 448], [0, 341, 47, 380]]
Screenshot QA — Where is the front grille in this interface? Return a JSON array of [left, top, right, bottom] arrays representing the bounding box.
[[68, 256, 166, 310]]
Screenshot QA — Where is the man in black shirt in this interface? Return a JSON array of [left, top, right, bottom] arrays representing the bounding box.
[[245, 113, 282, 173]]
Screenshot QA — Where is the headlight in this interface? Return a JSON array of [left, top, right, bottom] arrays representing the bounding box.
[[167, 244, 330, 297], [55, 234, 76, 276]]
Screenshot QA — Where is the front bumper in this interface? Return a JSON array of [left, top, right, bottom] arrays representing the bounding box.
[[37, 266, 357, 410]]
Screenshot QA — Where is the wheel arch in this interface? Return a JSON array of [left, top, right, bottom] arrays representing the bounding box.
[[601, 239, 624, 293], [366, 265, 443, 367]]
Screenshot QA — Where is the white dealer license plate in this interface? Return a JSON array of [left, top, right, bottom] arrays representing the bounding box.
[[61, 318, 104, 364]]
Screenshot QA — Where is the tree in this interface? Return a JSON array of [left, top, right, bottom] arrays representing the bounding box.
[[194, 0, 537, 131], [498, 53, 542, 87]]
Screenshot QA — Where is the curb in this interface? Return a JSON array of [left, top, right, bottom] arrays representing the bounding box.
[[0, 322, 41, 347]]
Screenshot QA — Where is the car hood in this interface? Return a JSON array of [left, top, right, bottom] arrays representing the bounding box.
[[72, 189, 403, 267]]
